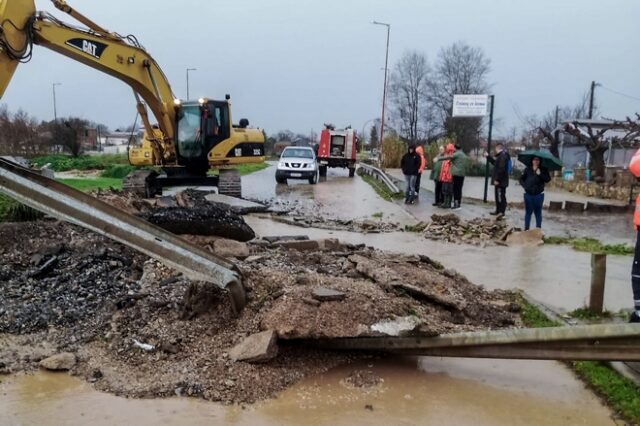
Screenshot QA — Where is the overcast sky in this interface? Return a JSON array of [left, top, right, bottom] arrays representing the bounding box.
[[2, 0, 639, 137]]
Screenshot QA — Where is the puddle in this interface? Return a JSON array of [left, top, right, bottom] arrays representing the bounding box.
[[0, 357, 615, 425]]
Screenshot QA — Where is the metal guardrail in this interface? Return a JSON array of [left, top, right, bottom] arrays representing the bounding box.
[[306, 323, 640, 361], [358, 163, 402, 194], [0, 158, 246, 313]]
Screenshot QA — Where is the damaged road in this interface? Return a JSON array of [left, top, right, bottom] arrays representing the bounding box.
[[0, 219, 520, 404]]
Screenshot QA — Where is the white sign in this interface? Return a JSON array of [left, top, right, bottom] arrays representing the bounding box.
[[452, 94, 489, 117]]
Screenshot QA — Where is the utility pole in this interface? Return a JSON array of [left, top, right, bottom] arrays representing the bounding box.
[[588, 80, 597, 120], [554, 105, 559, 127], [372, 21, 390, 168], [52, 83, 61, 121], [186, 68, 197, 100]]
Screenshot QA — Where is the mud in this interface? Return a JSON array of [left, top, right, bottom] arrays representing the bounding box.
[[0, 358, 617, 425], [0, 219, 518, 404]]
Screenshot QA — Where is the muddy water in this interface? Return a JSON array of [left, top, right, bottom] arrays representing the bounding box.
[[246, 216, 634, 312], [243, 164, 414, 224], [0, 357, 615, 425]]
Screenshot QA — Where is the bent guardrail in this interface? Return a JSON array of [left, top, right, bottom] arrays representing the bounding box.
[[0, 158, 246, 313], [358, 163, 402, 194]]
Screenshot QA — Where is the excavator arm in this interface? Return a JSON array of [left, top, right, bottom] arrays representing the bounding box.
[[0, 0, 178, 163]]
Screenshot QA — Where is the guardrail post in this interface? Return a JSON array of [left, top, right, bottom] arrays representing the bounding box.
[[589, 253, 607, 313]]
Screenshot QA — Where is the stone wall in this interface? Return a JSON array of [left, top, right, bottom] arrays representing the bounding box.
[[548, 177, 637, 202]]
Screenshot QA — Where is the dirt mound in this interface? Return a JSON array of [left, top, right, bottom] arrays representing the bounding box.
[[0, 220, 519, 404]]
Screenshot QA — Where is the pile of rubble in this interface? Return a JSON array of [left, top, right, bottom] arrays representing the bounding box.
[[420, 214, 511, 246], [0, 220, 520, 404]]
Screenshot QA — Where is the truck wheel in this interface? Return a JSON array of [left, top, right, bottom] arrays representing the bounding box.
[[319, 166, 327, 177], [219, 169, 242, 198], [348, 167, 356, 178], [275, 176, 286, 184]]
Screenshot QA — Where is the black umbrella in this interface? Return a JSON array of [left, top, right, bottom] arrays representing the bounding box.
[[517, 150, 563, 172]]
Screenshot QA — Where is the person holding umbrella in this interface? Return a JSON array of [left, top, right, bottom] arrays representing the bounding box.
[[517, 150, 562, 230]]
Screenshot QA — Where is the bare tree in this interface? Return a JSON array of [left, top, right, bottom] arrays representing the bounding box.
[[48, 118, 90, 157], [563, 122, 610, 178], [388, 50, 435, 143], [429, 41, 491, 152], [535, 92, 594, 157]]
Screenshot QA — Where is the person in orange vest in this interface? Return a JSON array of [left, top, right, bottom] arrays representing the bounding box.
[[415, 144, 427, 199], [629, 148, 640, 323]]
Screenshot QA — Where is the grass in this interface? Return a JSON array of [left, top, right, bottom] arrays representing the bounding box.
[[30, 154, 128, 172], [544, 236, 634, 256], [100, 164, 137, 179], [209, 162, 270, 177], [358, 169, 404, 202], [513, 293, 640, 424], [236, 163, 269, 176], [371, 212, 384, 219], [568, 307, 615, 321], [0, 193, 13, 221], [58, 177, 123, 192], [572, 361, 640, 423], [512, 293, 561, 328]]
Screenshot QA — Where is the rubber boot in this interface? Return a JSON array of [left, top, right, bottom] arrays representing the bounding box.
[[439, 194, 452, 209]]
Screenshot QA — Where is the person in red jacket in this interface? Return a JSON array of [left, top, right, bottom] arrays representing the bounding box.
[[628, 148, 640, 323], [438, 144, 455, 209]]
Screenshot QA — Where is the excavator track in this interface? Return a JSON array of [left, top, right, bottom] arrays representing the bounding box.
[[122, 169, 160, 198], [218, 169, 242, 198], [0, 158, 246, 313]]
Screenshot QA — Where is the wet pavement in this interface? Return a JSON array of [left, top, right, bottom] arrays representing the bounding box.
[[242, 163, 414, 225], [0, 357, 616, 425]]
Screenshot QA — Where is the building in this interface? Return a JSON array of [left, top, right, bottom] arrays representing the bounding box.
[[98, 130, 138, 154]]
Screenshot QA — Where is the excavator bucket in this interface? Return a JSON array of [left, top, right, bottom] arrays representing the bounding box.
[[0, 0, 35, 98]]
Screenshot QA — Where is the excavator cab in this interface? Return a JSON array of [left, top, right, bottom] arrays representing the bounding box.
[[173, 99, 230, 174]]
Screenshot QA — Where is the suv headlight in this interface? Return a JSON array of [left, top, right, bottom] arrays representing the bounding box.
[[278, 161, 286, 168]]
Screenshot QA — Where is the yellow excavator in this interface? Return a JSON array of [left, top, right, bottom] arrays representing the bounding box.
[[0, 0, 264, 197]]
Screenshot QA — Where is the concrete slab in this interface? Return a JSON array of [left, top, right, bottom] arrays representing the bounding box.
[[312, 287, 346, 302], [228, 330, 278, 363], [204, 193, 268, 214]]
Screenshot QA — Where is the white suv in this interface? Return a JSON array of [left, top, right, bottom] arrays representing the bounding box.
[[275, 146, 319, 184]]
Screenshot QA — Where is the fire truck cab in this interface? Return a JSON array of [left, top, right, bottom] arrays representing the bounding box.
[[316, 125, 357, 177]]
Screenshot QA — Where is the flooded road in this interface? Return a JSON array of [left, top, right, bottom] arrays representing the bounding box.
[[243, 164, 414, 225], [0, 165, 629, 425], [0, 357, 615, 425]]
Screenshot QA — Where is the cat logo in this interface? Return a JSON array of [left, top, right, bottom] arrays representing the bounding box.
[[65, 38, 108, 59]]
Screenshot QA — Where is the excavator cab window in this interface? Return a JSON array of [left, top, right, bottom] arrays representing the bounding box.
[[176, 105, 203, 158]]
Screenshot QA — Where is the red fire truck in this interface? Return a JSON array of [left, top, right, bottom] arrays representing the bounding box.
[[316, 125, 358, 177]]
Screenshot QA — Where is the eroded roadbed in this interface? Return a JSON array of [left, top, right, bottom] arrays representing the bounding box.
[[0, 220, 520, 403]]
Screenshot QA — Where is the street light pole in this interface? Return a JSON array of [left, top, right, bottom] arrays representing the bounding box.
[[52, 83, 61, 121], [186, 68, 197, 100], [372, 21, 390, 167]]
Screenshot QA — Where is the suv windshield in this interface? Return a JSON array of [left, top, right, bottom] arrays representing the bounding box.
[[282, 148, 313, 159]]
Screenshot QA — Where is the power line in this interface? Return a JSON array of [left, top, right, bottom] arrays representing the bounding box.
[[599, 85, 640, 103]]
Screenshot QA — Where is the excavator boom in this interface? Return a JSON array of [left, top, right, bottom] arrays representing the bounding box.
[[0, 0, 177, 162]]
